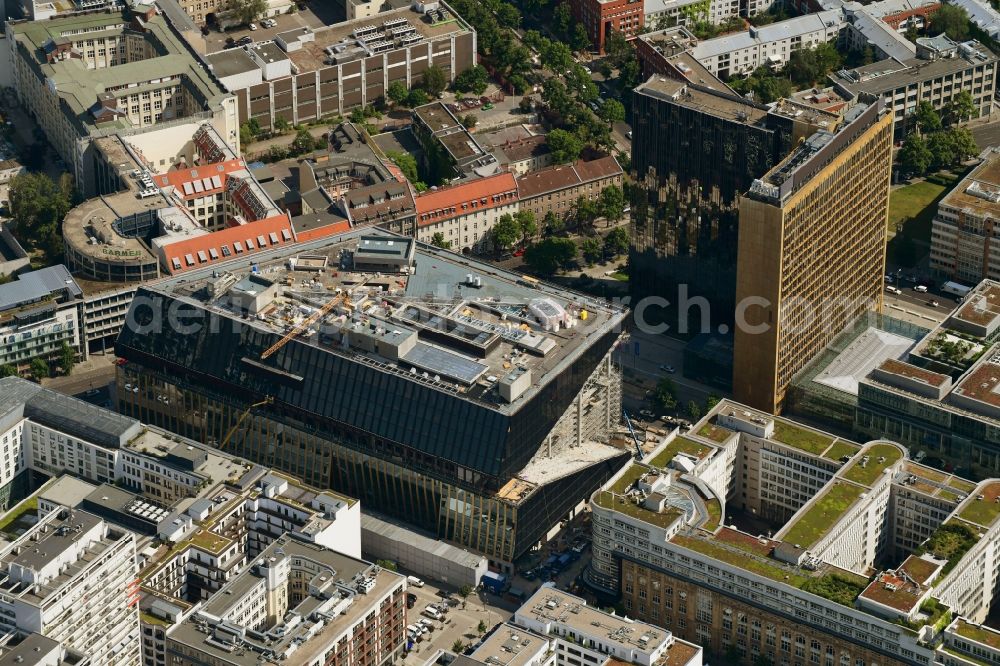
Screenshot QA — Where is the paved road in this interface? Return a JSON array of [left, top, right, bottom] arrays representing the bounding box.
[[42, 364, 116, 398], [972, 121, 1000, 151]]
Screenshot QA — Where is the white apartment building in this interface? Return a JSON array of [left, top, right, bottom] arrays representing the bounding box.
[[0, 508, 141, 665], [414, 172, 519, 253], [0, 266, 85, 374], [514, 587, 702, 666]]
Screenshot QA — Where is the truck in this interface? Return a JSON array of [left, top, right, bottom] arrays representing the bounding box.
[[480, 571, 507, 595], [942, 281, 972, 298]]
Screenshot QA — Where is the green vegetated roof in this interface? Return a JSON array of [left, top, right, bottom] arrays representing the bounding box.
[[842, 443, 902, 486], [918, 521, 979, 577], [672, 534, 809, 588], [649, 437, 713, 468], [782, 482, 865, 549], [824, 440, 861, 461], [0, 497, 38, 537], [593, 491, 681, 529], [703, 498, 722, 531], [958, 483, 1000, 527], [771, 420, 834, 455], [956, 620, 1000, 651], [697, 423, 733, 443], [608, 464, 647, 494]]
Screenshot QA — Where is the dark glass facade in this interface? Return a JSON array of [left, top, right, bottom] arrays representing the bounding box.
[[115, 288, 629, 563]]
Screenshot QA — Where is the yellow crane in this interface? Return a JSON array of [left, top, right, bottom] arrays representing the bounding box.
[[218, 396, 273, 452], [260, 292, 347, 360]]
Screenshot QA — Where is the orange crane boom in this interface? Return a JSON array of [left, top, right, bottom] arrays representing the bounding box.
[[260, 292, 346, 360], [218, 396, 273, 452]]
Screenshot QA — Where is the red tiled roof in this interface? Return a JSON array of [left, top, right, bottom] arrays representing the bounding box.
[[161, 214, 295, 274], [415, 172, 517, 228], [156, 159, 246, 200], [515, 156, 622, 200]]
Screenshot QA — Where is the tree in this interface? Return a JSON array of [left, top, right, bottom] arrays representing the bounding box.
[[598, 99, 625, 126], [30, 358, 49, 382], [543, 210, 563, 235], [575, 196, 599, 227], [386, 151, 425, 190], [581, 237, 602, 264], [273, 115, 291, 133], [554, 3, 573, 36], [458, 584, 473, 609], [375, 559, 397, 571], [495, 3, 521, 29], [945, 90, 977, 126], [515, 210, 537, 242], [525, 237, 578, 274], [407, 88, 430, 107], [291, 127, 316, 155], [898, 133, 933, 175], [8, 172, 70, 247], [462, 113, 478, 129], [540, 40, 574, 73], [687, 400, 702, 421], [0, 365, 16, 378], [452, 640, 466, 654], [477, 620, 488, 635], [239, 122, 255, 146], [387, 81, 409, 106], [931, 4, 970, 41], [905, 25, 919, 42], [431, 232, 451, 249], [546, 129, 583, 164], [599, 185, 626, 224], [491, 214, 521, 251], [423, 65, 448, 97], [928, 130, 957, 167], [266, 144, 288, 162], [59, 342, 75, 376], [226, 0, 267, 25], [454, 65, 489, 95], [914, 101, 942, 134], [947, 126, 979, 163], [519, 97, 534, 113], [706, 394, 721, 410], [603, 226, 629, 257], [571, 22, 591, 52], [652, 377, 677, 411]]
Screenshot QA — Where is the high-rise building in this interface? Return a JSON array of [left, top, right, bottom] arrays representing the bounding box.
[[0, 507, 141, 665], [733, 98, 893, 413], [113, 229, 631, 569], [629, 78, 822, 322]]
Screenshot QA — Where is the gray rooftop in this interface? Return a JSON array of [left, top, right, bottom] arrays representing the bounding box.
[[0, 265, 82, 313]]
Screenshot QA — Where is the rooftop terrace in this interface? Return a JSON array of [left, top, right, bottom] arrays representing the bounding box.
[[957, 481, 1000, 527]]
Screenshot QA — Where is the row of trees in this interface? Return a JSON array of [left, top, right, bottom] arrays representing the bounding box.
[[0, 342, 75, 382], [446, 0, 534, 93], [8, 172, 77, 262], [898, 96, 979, 176], [522, 225, 630, 274]]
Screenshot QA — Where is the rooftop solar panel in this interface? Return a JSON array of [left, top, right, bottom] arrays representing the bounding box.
[[401, 342, 489, 385]]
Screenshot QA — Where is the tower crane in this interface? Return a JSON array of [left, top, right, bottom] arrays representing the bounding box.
[[218, 396, 274, 452], [260, 292, 347, 360]]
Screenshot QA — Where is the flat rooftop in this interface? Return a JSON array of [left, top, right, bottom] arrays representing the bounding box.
[[813, 327, 915, 396], [145, 229, 626, 415], [953, 284, 1000, 328], [635, 76, 770, 126], [286, 4, 471, 74], [952, 356, 1000, 409], [470, 624, 549, 666]]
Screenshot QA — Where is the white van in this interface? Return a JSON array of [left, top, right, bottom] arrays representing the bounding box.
[[422, 606, 442, 620], [407, 575, 424, 588]]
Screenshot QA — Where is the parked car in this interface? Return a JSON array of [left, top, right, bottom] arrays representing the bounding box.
[[660, 364, 675, 374], [248, 22, 258, 30], [407, 575, 424, 588], [422, 606, 442, 621], [886, 286, 902, 295], [237, 36, 253, 46], [914, 285, 928, 293], [928, 300, 940, 307], [639, 409, 655, 419], [406, 593, 417, 609]]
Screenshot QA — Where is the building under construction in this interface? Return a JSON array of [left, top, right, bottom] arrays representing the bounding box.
[[114, 230, 631, 569]]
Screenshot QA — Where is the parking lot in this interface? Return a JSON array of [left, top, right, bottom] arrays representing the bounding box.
[[400, 579, 515, 661]]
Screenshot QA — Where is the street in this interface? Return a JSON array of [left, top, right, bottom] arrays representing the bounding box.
[[972, 121, 1000, 151]]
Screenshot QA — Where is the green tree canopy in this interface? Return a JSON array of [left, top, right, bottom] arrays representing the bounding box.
[[462, 113, 478, 129], [386, 151, 425, 190], [422, 65, 448, 97], [515, 210, 537, 241], [226, 0, 266, 25], [653, 377, 677, 411], [525, 237, 577, 274], [898, 133, 933, 175], [387, 81, 409, 106], [454, 65, 490, 95], [431, 232, 451, 249], [59, 342, 75, 376], [0, 365, 16, 378], [8, 172, 70, 246], [581, 237, 602, 264], [407, 88, 430, 107], [931, 4, 970, 41], [914, 101, 941, 134], [599, 184, 626, 223], [30, 358, 49, 382], [603, 226, 629, 257], [491, 214, 521, 251], [546, 128, 583, 163], [945, 90, 977, 126], [571, 23, 591, 51], [598, 99, 626, 126]]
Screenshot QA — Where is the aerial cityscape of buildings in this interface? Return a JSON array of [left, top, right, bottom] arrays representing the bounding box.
[[0, 0, 998, 661]]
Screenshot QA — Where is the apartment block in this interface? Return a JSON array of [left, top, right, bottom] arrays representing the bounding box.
[[929, 147, 1000, 283], [588, 398, 1000, 666], [0, 266, 85, 375], [0, 507, 140, 665], [205, 5, 476, 131], [733, 98, 893, 413], [415, 172, 518, 251], [411, 102, 502, 182], [7, 8, 238, 194], [831, 36, 997, 140], [515, 157, 623, 223]]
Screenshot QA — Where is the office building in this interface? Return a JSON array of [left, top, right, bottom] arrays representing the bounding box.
[[7, 7, 238, 194], [831, 36, 998, 140], [113, 228, 631, 568], [411, 102, 501, 182], [929, 147, 1000, 284], [204, 4, 476, 131], [0, 265, 85, 375], [515, 157, 623, 223], [572, 0, 645, 54], [733, 97, 893, 413], [0, 507, 141, 665], [587, 398, 1000, 665], [628, 77, 798, 320]]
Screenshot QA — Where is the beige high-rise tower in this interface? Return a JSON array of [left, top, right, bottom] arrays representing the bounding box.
[[733, 98, 894, 414]]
